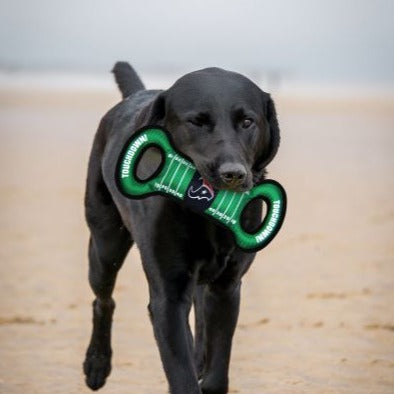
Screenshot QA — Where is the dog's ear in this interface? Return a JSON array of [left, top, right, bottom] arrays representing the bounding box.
[[135, 92, 166, 128], [253, 94, 281, 180]]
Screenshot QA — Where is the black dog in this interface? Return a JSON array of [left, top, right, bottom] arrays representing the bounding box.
[[83, 62, 280, 393]]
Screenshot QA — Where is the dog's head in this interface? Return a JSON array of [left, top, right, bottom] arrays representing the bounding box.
[[138, 67, 280, 192]]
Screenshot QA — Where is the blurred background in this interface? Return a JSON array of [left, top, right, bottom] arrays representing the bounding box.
[[1, 0, 394, 93], [0, 1, 393, 393]]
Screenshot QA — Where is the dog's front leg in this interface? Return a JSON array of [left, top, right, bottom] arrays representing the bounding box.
[[147, 269, 201, 394], [200, 277, 242, 394]]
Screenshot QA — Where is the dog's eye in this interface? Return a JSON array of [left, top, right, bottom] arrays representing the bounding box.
[[188, 119, 204, 127], [241, 118, 254, 129], [187, 114, 210, 128]]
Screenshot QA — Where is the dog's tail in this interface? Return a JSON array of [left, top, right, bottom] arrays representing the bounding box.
[[112, 61, 145, 98]]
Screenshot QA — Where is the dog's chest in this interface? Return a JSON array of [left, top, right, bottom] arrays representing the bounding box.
[[183, 215, 236, 284]]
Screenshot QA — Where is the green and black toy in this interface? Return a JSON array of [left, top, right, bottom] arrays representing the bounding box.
[[116, 127, 286, 252]]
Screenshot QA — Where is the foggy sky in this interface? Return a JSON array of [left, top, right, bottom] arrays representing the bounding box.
[[1, 0, 393, 84]]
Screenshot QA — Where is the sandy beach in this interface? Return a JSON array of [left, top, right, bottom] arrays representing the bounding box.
[[0, 81, 393, 393]]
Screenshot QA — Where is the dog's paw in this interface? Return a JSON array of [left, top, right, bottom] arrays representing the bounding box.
[[200, 377, 228, 394], [201, 388, 228, 394], [83, 349, 112, 391], [201, 389, 228, 394]]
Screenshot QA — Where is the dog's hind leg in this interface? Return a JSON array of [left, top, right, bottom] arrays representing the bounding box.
[[83, 150, 133, 391]]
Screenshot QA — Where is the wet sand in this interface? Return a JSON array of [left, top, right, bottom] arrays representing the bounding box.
[[0, 85, 393, 393]]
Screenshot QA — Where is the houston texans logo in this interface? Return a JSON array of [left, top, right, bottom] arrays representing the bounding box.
[[187, 177, 215, 201]]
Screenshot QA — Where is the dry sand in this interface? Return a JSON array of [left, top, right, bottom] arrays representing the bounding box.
[[0, 86, 393, 393]]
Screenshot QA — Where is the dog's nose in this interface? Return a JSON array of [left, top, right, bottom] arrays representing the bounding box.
[[219, 163, 247, 185]]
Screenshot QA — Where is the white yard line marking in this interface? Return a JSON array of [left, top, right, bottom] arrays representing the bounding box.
[[176, 166, 190, 193], [167, 161, 182, 191], [160, 156, 175, 187], [215, 191, 228, 215], [229, 194, 245, 223], [222, 193, 236, 221]]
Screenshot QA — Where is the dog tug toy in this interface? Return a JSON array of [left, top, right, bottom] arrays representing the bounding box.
[[116, 127, 286, 252]]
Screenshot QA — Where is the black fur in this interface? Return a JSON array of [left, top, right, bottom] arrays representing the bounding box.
[[112, 61, 145, 98], [83, 62, 281, 393]]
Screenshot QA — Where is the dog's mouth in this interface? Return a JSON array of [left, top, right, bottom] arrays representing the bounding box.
[[198, 172, 253, 193], [193, 160, 254, 193]]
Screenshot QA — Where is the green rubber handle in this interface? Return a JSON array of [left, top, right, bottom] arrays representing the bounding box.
[[116, 127, 286, 252], [206, 181, 285, 251], [118, 127, 195, 197]]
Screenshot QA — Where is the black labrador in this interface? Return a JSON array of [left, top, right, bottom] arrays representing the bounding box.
[[83, 62, 280, 393]]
